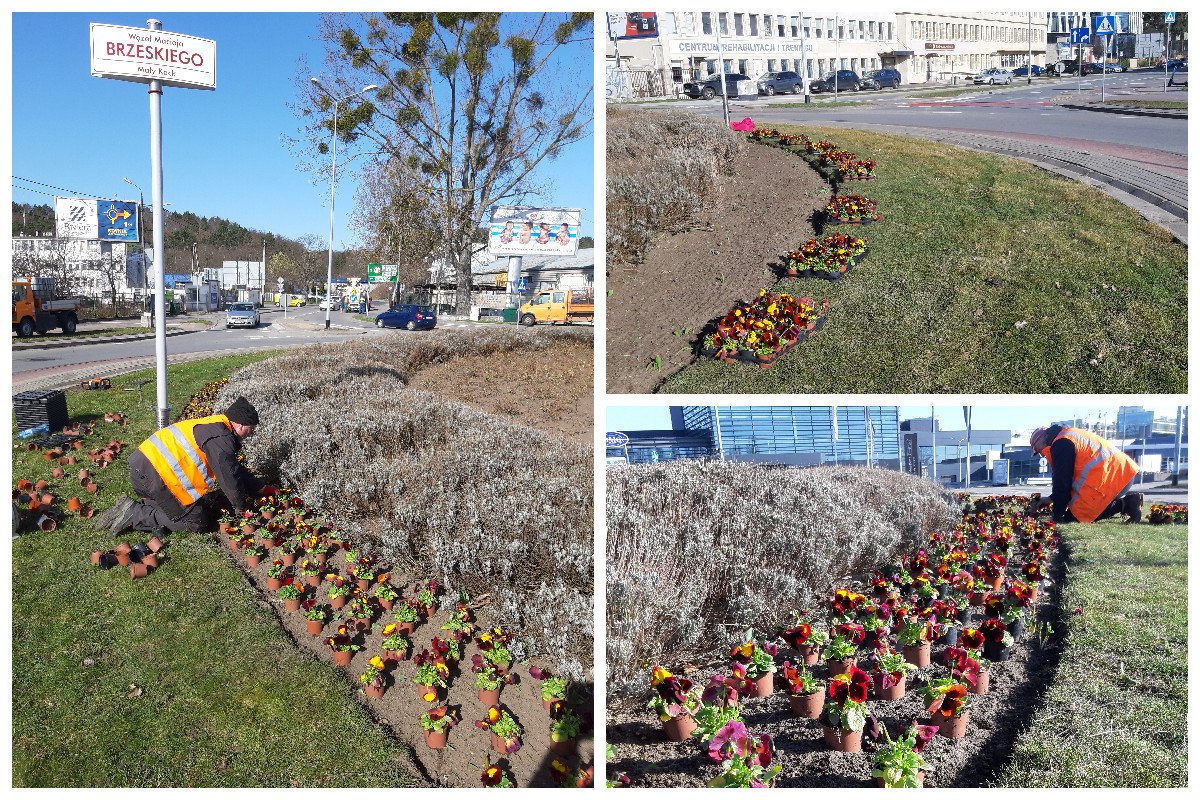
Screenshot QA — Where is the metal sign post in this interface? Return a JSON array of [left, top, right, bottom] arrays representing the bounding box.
[[1095, 15, 1117, 103], [714, 17, 730, 126], [148, 20, 169, 428], [1164, 12, 1175, 91]]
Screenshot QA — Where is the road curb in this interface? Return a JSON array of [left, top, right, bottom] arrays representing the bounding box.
[[1059, 102, 1187, 119], [10, 325, 212, 351]]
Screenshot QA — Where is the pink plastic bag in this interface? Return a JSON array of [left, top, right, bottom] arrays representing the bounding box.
[[730, 117, 755, 132]]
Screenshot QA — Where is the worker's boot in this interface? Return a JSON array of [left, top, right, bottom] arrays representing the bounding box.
[[95, 495, 134, 533], [1121, 491, 1144, 523]]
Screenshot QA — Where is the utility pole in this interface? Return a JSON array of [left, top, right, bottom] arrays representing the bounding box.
[[1171, 406, 1183, 485], [715, 12, 731, 126], [799, 12, 811, 104], [1027, 13, 1033, 84], [834, 15, 840, 101]]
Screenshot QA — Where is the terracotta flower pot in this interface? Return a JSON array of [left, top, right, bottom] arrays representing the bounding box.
[[378, 597, 394, 611], [148, 536, 164, 553], [424, 728, 448, 750], [751, 671, 775, 698], [364, 682, 386, 699], [543, 696, 563, 712], [1029, 584, 1039, 603], [662, 712, 697, 741], [142, 553, 159, 569], [80, 505, 95, 519], [788, 691, 824, 719], [550, 736, 577, 756], [90, 550, 105, 566], [356, 578, 370, 592], [970, 668, 990, 696], [903, 643, 931, 669], [479, 687, 501, 706], [796, 643, 821, 666], [37, 513, 57, 531], [394, 620, 415, 636], [823, 725, 863, 753], [315, 552, 327, 566], [826, 657, 857, 677], [490, 732, 508, 754], [34, 479, 50, 492], [63, 456, 77, 465], [990, 575, 1003, 590], [417, 683, 439, 702], [241, 523, 258, 536], [284, 597, 301, 612], [333, 649, 352, 667], [52, 467, 65, 479], [305, 574, 321, 588], [384, 648, 409, 662], [78, 469, 90, 482], [874, 673, 907, 701], [330, 594, 347, 610], [245, 554, 261, 568], [114, 542, 132, 566], [67, 497, 83, 512], [266, 577, 282, 591], [130, 563, 150, 580], [16, 479, 33, 491], [353, 619, 371, 635], [86, 482, 100, 494], [423, 602, 440, 617], [307, 619, 324, 636], [280, 552, 295, 567], [938, 710, 970, 738]]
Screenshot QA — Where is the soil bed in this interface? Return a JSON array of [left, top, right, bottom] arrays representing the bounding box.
[[605, 141, 828, 393]]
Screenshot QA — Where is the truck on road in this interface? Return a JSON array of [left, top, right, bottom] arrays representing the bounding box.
[[519, 287, 594, 327], [12, 277, 85, 337]]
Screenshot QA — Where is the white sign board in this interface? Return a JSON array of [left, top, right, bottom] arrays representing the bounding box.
[[90, 23, 216, 90], [992, 459, 1010, 486], [55, 197, 98, 239], [668, 39, 812, 57], [488, 206, 581, 257]]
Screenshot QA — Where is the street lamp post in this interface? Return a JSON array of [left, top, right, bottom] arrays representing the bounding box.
[[310, 78, 377, 329], [123, 177, 147, 304]]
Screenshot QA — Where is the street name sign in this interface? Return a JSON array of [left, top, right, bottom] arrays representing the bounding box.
[[90, 23, 216, 89], [1095, 16, 1117, 36]]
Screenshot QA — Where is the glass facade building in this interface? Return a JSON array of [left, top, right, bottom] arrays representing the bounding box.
[[676, 406, 901, 468]]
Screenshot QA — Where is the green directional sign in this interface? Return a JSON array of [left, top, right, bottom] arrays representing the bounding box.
[[367, 263, 398, 282], [367, 262, 382, 278]]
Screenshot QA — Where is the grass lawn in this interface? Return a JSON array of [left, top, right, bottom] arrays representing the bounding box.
[[661, 126, 1187, 393], [1103, 99, 1187, 110], [11, 353, 422, 787], [996, 518, 1187, 786]]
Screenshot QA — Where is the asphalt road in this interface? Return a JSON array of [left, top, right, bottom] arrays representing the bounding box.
[[655, 72, 1187, 159]]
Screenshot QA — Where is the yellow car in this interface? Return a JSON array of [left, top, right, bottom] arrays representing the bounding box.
[[288, 296, 306, 307]]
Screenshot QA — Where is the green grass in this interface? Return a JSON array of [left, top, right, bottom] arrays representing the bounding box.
[[1103, 99, 1187, 110], [12, 353, 423, 787], [995, 519, 1187, 787], [660, 126, 1187, 393]]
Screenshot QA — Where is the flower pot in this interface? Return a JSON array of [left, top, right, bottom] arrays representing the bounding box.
[[424, 728, 448, 750], [751, 671, 775, 698], [218, 521, 235, 535], [246, 554, 262, 569], [148, 536, 164, 553], [140, 552, 159, 569], [543, 696, 564, 711], [982, 640, 1011, 662], [393, 620, 415, 635], [989, 575, 1003, 591], [902, 643, 931, 669], [114, 542, 132, 566], [52, 467, 65, 479], [788, 691, 824, 719], [314, 552, 328, 566], [550, 736, 577, 756], [266, 577, 282, 591], [423, 602, 440, 618], [364, 682, 386, 699], [1008, 617, 1026, 641], [86, 482, 100, 494], [796, 643, 821, 666], [77, 469, 90, 482], [305, 574, 321, 588], [490, 732, 509, 754], [384, 648, 410, 662], [662, 712, 697, 741], [874, 673, 906, 701], [479, 687, 501, 706], [378, 597, 394, 611], [874, 771, 925, 788], [36, 513, 58, 532], [90, 550, 105, 566], [260, 510, 275, 521], [330, 595, 347, 610], [970, 668, 990, 696], [332, 649, 353, 667], [826, 657, 857, 677], [1029, 584, 1039, 604], [356, 578, 370, 592], [67, 497, 83, 512], [937, 710, 970, 738], [937, 626, 960, 648], [823, 725, 862, 753], [241, 523, 258, 537], [130, 563, 150, 580], [80, 505, 95, 519], [307, 619, 324, 635], [417, 683, 439, 702], [284, 597, 301, 612], [280, 552, 295, 567]]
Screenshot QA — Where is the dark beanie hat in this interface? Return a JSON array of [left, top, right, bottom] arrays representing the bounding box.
[[224, 396, 259, 426]]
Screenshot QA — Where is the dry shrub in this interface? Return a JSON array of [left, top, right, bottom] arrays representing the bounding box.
[[605, 461, 960, 697], [217, 327, 594, 681], [606, 107, 744, 265]]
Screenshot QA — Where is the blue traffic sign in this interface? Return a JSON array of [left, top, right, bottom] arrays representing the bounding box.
[[516, 278, 529, 292], [1164, 12, 1175, 24], [1069, 27, 1090, 45], [1095, 15, 1117, 36], [605, 431, 630, 448]]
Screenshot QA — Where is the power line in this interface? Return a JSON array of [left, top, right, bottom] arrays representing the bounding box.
[[12, 175, 118, 201]]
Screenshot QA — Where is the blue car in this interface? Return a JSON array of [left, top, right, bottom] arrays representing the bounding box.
[[1011, 64, 1045, 77], [374, 304, 437, 331]]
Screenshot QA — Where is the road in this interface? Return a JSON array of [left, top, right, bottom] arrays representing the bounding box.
[[10, 305, 474, 392]]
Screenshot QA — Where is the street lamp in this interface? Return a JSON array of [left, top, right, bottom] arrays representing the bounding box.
[[310, 77, 378, 329], [123, 177, 147, 299]]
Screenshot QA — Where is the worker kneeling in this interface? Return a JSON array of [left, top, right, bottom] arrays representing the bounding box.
[[98, 397, 266, 536], [1027, 424, 1143, 524]]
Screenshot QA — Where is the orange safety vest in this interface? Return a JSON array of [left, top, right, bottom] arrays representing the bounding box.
[[1047, 427, 1138, 523], [136, 414, 232, 509]]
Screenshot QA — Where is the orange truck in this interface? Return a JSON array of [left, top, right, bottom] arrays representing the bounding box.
[[12, 277, 83, 336], [518, 288, 595, 327]]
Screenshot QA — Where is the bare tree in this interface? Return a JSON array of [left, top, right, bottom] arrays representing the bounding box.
[[85, 248, 133, 318], [351, 155, 442, 299], [296, 12, 593, 315]]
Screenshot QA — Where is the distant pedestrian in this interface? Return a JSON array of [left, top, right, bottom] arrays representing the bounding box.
[[1026, 424, 1143, 523], [97, 397, 269, 536]]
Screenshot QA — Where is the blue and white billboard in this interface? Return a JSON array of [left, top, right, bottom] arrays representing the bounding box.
[[55, 197, 140, 243]]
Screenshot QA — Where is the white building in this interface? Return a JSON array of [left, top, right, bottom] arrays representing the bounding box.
[[10, 236, 142, 299], [605, 10, 1047, 95]]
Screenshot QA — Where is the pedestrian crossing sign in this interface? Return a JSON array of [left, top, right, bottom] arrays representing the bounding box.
[[1164, 12, 1175, 24], [1095, 15, 1117, 36]]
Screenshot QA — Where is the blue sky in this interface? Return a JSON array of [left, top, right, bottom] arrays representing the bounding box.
[[605, 402, 1188, 435], [10, 12, 594, 249]]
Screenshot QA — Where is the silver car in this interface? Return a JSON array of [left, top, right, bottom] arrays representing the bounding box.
[[973, 68, 1013, 85], [225, 302, 259, 328]]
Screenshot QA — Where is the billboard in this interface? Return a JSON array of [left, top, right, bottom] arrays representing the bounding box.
[[56, 197, 140, 242], [90, 23, 216, 90], [488, 206, 581, 257], [610, 12, 659, 39]]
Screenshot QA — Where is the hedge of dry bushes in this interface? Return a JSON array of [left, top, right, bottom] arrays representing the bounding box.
[[218, 327, 594, 681], [605, 462, 960, 697], [607, 107, 744, 265]]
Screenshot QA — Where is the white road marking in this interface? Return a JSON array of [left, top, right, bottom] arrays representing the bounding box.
[[930, 110, 963, 114]]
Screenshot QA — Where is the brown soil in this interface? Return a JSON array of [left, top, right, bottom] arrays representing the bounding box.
[[224, 538, 593, 788], [607, 557, 1068, 788], [407, 337, 593, 447], [606, 141, 829, 394]]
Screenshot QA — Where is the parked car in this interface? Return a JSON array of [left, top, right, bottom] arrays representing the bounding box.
[[225, 302, 259, 329], [757, 70, 803, 95], [318, 298, 333, 311], [288, 296, 306, 307], [1160, 58, 1187, 71], [860, 68, 902, 89], [682, 73, 750, 99], [973, 68, 1013, 85], [810, 70, 863, 93], [374, 304, 437, 331], [1011, 64, 1045, 77]]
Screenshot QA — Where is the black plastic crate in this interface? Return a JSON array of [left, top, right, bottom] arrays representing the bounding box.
[[13, 389, 68, 433]]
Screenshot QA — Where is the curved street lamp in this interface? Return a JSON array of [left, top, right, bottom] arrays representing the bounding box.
[[310, 78, 377, 329]]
